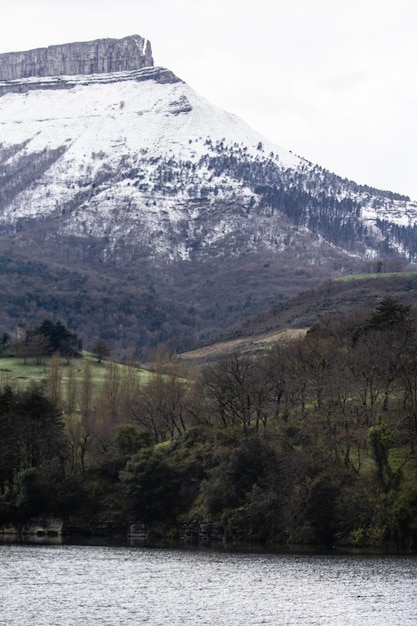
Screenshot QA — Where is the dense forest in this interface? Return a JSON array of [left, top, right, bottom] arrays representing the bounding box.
[[1, 297, 417, 550]]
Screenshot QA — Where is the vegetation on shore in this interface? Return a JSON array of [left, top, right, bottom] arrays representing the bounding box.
[[1, 299, 417, 551]]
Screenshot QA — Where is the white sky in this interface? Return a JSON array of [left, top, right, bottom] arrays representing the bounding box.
[[1, 0, 417, 199]]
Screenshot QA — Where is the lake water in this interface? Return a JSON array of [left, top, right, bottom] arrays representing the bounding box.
[[1, 542, 416, 625]]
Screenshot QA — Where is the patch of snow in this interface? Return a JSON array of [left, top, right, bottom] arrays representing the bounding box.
[[1, 67, 417, 261]]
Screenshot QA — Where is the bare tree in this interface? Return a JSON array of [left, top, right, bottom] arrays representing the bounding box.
[[92, 338, 111, 363], [130, 354, 189, 441]]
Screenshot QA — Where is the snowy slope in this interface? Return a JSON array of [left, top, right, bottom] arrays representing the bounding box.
[[0, 67, 299, 163], [0, 67, 297, 217], [0, 65, 416, 265]]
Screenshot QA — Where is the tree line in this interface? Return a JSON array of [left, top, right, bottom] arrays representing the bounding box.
[[14, 319, 82, 364], [1, 299, 417, 549]]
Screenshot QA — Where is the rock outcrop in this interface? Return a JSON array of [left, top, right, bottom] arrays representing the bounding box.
[[0, 35, 153, 80], [0, 66, 180, 97]]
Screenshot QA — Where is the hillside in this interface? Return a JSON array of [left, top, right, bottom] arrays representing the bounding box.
[[2, 295, 417, 551], [1, 36, 417, 356], [178, 271, 417, 364]]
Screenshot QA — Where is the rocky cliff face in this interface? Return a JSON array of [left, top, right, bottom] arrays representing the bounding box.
[[0, 35, 153, 80]]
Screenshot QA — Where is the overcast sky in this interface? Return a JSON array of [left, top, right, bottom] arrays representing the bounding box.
[[1, 0, 416, 199]]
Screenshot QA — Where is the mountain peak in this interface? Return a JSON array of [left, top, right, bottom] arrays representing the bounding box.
[[0, 35, 154, 80]]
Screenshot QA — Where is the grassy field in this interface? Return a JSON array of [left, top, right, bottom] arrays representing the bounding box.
[[337, 271, 417, 281], [0, 350, 153, 398]]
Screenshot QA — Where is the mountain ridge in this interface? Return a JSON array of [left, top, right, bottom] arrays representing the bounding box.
[[0, 66, 180, 96], [1, 35, 417, 356], [0, 35, 153, 81]]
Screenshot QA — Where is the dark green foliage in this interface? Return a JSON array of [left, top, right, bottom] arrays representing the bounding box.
[[225, 438, 278, 504], [13, 386, 67, 470], [0, 389, 19, 495], [366, 297, 411, 330], [367, 424, 398, 490], [200, 437, 284, 543], [16, 468, 49, 518], [115, 424, 154, 457], [36, 319, 82, 357], [0, 385, 67, 507], [387, 484, 417, 549], [0, 384, 72, 523], [52, 475, 90, 518], [120, 448, 182, 523], [304, 476, 340, 545], [221, 486, 284, 545]]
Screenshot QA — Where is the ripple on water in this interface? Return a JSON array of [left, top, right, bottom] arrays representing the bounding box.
[[0, 545, 416, 625]]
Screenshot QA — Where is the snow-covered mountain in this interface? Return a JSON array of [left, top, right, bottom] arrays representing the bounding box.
[[0, 35, 416, 354], [0, 65, 297, 258]]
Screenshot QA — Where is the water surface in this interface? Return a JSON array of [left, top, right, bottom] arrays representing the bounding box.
[[1, 543, 416, 625]]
